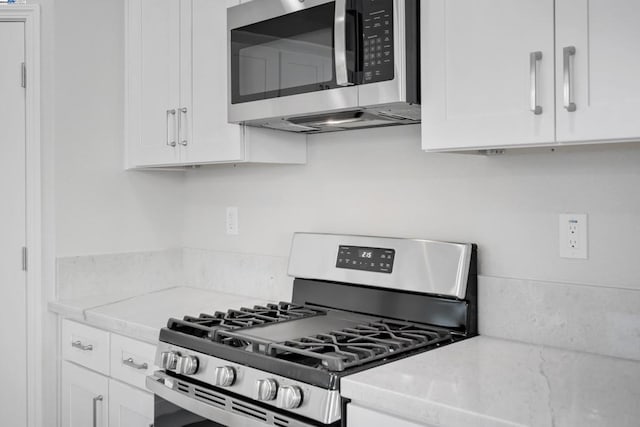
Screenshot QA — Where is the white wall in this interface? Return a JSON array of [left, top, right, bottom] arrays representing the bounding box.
[[53, 0, 184, 257], [182, 125, 640, 291], [46, 0, 640, 292]]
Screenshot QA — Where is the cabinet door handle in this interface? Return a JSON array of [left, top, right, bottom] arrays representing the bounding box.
[[178, 107, 188, 146], [92, 395, 103, 427], [71, 340, 93, 351], [529, 51, 543, 115], [122, 357, 148, 370], [166, 109, 177, 147], [563, 46, 577, 112]]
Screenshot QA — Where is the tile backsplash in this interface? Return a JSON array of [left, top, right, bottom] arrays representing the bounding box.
[[182, 247, 292, 302], [57, 249, 640, 362], [478, 276, 640, 361], [56, 249, 183, 300]]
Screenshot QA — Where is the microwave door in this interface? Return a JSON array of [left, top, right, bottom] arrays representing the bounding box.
[[227, 0, 359, 123]]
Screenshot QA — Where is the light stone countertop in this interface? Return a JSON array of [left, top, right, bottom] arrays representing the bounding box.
[[341, 336, 640, 427], [49, 286, 270, 344]]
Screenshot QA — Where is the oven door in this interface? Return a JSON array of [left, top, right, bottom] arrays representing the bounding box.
[[227, 0, 359, 123], [148, 372, 322, 427]]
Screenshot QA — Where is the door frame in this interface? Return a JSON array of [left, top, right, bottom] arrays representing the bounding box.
[[0, 5, 42, 427]]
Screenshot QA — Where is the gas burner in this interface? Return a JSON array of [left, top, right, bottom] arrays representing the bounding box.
[[268, 320, 453, 371], [166, 302, 325, 339]]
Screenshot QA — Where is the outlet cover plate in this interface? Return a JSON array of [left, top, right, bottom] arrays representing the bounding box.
[[559, 213, 587, 259]]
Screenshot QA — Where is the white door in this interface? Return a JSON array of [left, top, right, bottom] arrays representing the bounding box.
[[108, 380, 154, 427], [126, 0, 181, 167], [0, 20, 27, 427], [556, 0, 640, 143], [183, 0, 245, 164], [62, 362, 109, 427], [421, 0, 555, 151]]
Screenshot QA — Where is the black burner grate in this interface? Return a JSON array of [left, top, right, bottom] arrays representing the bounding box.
[[166, 303, 325, 339], [267, 319, 453, 371], [166, 304, 453, 373]]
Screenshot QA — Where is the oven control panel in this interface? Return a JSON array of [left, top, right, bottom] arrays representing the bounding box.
[[361, 0, 394, 84], [336, 245, 395, 273]]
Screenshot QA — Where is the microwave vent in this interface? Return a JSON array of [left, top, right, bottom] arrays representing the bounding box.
[[376, 108, 421, 121], [262, 121, 318, 133]]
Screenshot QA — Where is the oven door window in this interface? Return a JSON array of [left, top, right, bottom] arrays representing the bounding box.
[[230, 3, 355, 104]]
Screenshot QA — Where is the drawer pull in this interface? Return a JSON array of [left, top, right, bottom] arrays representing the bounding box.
[[72, 340, 93, 351], [123, 357, 148, 370]]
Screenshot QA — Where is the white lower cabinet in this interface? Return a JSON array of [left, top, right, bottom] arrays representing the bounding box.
[[109, 380, 154, 427], [347, 404, 435, 427], [60, 320, 156, 427], [62, 361, 109, 427]]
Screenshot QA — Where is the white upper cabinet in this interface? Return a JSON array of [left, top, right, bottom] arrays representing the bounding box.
[[125, 0, 306, 168], [184, 0, 244, 163], [421, 0, 555, 151], [422, 0, 640, 151], [126, 0, 181, 166], [555, 0, 640, 143]]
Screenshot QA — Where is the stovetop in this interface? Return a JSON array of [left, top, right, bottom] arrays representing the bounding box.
[[159, 300, 457, 389]]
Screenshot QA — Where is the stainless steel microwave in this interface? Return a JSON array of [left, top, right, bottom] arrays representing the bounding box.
[[227, 0, 420, 133]]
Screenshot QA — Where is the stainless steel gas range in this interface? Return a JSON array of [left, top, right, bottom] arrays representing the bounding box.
[[147, 233, 478, 426]]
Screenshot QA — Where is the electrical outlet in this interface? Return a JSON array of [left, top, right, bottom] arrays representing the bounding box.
[[559, 214, 587, 259], [226, 207, 239, 235]]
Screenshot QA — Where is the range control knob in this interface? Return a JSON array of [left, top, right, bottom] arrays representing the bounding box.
[[176, 355, 199, 375], [160, 351, 179, 370], [255, 379, 278, 401], [214, 366, 236, 387], [277, 385, 303, 409]]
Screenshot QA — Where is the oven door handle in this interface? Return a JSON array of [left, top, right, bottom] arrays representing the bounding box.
[[334, 0, 351, 86], [146, 372, 314, 427]]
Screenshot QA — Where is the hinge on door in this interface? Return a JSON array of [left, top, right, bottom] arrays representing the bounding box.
[[22, 247, 28, 271], [21, 63, 26, 89]]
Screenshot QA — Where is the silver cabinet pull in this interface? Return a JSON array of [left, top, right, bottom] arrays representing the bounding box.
[[334, 0, 351, 86], [92, 395, 103, 427], [529, 51, 543, 115], [178, 107, 188, 146], [563, 46, 577, 112], [122, 357, 148, 370], [72, 340, 93, 351], [166, 109, 177, 147]]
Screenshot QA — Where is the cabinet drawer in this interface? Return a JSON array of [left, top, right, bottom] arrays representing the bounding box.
[[62, 319, 110, 375], [110, 334, 157, 390]]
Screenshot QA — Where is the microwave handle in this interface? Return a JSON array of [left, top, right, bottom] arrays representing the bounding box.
[[334, 0, 352, 86]]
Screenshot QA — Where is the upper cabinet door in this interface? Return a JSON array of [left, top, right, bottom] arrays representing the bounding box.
[[421, 0, 555, 151], [126, 0, 181, 167], [556, 0, 640, 143], [182, 0, 245, 164]]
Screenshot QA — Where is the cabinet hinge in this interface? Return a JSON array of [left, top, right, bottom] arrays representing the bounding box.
[[21, 63, 26, 89], [22, 247, 28, 271]]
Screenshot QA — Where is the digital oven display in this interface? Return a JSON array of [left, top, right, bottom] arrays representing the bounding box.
[[336, 245, 395, 274]]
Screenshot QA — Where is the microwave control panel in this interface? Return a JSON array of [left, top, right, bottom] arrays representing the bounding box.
[[336, 245, 395, 274], [361, 0, 394, 83]]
